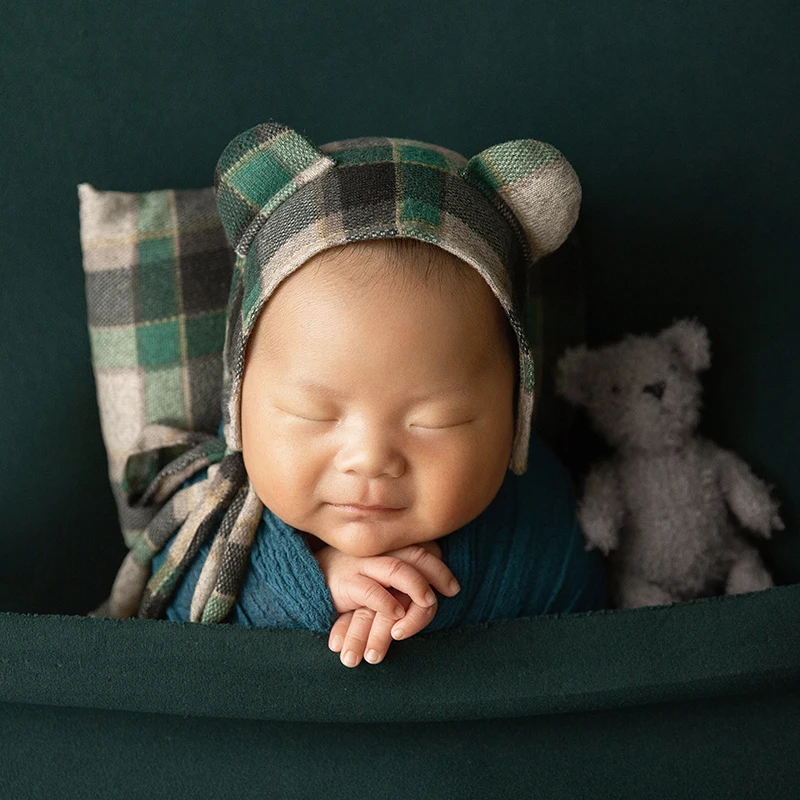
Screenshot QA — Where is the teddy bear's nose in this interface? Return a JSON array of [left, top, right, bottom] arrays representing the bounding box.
[[642, 381, 666, 400]]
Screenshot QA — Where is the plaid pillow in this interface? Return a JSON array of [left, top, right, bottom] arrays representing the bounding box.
[[78, 182, 586, 542], [78, 183, 234, 545]]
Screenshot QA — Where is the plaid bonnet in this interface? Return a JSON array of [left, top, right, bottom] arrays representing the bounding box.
[[101, 121, 581, 623], [216, 121, 582, 475]]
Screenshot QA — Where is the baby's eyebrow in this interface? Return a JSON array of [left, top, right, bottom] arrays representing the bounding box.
[[291, 379, 473, 402], [291, 380, 346, 398]]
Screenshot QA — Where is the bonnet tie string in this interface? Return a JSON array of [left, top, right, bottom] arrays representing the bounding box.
[[99, 423, 263, 622]]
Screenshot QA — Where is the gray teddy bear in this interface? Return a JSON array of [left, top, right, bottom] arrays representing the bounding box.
[[556, 319, 784, 609]]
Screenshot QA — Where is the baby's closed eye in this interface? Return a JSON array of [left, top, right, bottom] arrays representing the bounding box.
[[283, 410, 337, 423], [409, 418, 475, 430], [274, 403, 476, 430]]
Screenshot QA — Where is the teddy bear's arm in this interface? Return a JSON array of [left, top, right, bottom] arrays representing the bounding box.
[[715, 446, 784, 538], [578, 461, 624, 555]]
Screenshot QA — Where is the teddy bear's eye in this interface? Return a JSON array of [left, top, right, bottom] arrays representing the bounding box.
[[610, 384, 621, 396]]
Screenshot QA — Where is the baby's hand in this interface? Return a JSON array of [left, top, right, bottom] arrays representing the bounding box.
[[313, 541, 460, 667], [330, 589, 415, 668]]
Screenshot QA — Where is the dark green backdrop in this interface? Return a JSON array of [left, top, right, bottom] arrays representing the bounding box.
[[1, 2, 799, 797], [2, 1, 798, 614]]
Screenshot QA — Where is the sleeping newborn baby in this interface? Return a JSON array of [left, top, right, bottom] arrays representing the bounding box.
[[103, 122, 608, 667], [241, 236, 521, 665]]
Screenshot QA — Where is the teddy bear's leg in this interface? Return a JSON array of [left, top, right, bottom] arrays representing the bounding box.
[[724, 547, 774, 595], [612, 574, 678, 609]]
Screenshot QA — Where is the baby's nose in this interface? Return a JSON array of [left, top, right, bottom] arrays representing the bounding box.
[[334, 434, 405, 479], [642, 381, 666, 400]]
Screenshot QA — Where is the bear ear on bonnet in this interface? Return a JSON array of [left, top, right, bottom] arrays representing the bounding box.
[[213, 121, 337, 258], [460, 138, 582, 263]]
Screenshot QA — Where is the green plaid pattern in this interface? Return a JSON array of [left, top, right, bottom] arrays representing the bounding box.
[[78, 184, 234, 547], [214, 124, 338, 258], [81, 121, 582, 623]]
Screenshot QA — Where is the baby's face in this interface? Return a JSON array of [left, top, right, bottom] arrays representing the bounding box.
[[240, 244, 516, 558]]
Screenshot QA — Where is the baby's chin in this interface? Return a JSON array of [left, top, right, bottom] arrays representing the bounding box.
[[307, 506, 448, 558]]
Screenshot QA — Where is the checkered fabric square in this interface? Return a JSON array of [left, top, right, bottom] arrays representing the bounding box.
[[78, 183, 234, 545]]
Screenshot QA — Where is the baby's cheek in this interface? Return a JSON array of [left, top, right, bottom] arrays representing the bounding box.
[[419, 446, 505, 531], [415, 461, 479, 533], [244, 435, 318, 521]]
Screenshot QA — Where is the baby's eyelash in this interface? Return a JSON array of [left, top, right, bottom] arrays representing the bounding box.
[[411, 420, 474, 430], [278, 406, 474, 429], [275, 407, 336, 423]]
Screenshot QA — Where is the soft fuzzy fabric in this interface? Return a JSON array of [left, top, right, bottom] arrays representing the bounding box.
[[151, 430, 608, 629], [556, 319, 783, 608]]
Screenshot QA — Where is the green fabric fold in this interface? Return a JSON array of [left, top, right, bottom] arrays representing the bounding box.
[[2, 584, 798, 724]]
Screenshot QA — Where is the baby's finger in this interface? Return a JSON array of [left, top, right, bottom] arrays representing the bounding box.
[[343, 574, 407, 620], [391, 597, 439, 642], [356, 556, 440, 610], [415, 540, 442, 559], [340, 607, 377, 668], [362, 610, 398, 665], [362, 589, 412, 664], [383, 544, 461, 598], [328, 611, 353, 653]]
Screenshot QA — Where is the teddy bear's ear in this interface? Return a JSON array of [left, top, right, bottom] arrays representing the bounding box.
[[556, 344, 596, 407], [214, 121, 336, 257], [658, 318, 711, 373], [460, 139, 581, 263]]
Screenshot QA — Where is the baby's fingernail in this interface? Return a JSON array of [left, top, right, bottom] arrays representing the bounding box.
[[343, 650, 358, 667], [424, 590, 436, 605], [330, 635, 342, 650], [393, 605, 405, 618], [365, 649, 381, 664], [392, 627, 406, 640], [448, 579, 461, 594]]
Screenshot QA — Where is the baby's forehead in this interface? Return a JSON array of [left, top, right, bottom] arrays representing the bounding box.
[[246, 237, 515, 369], [292, 238, 500, 310]]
